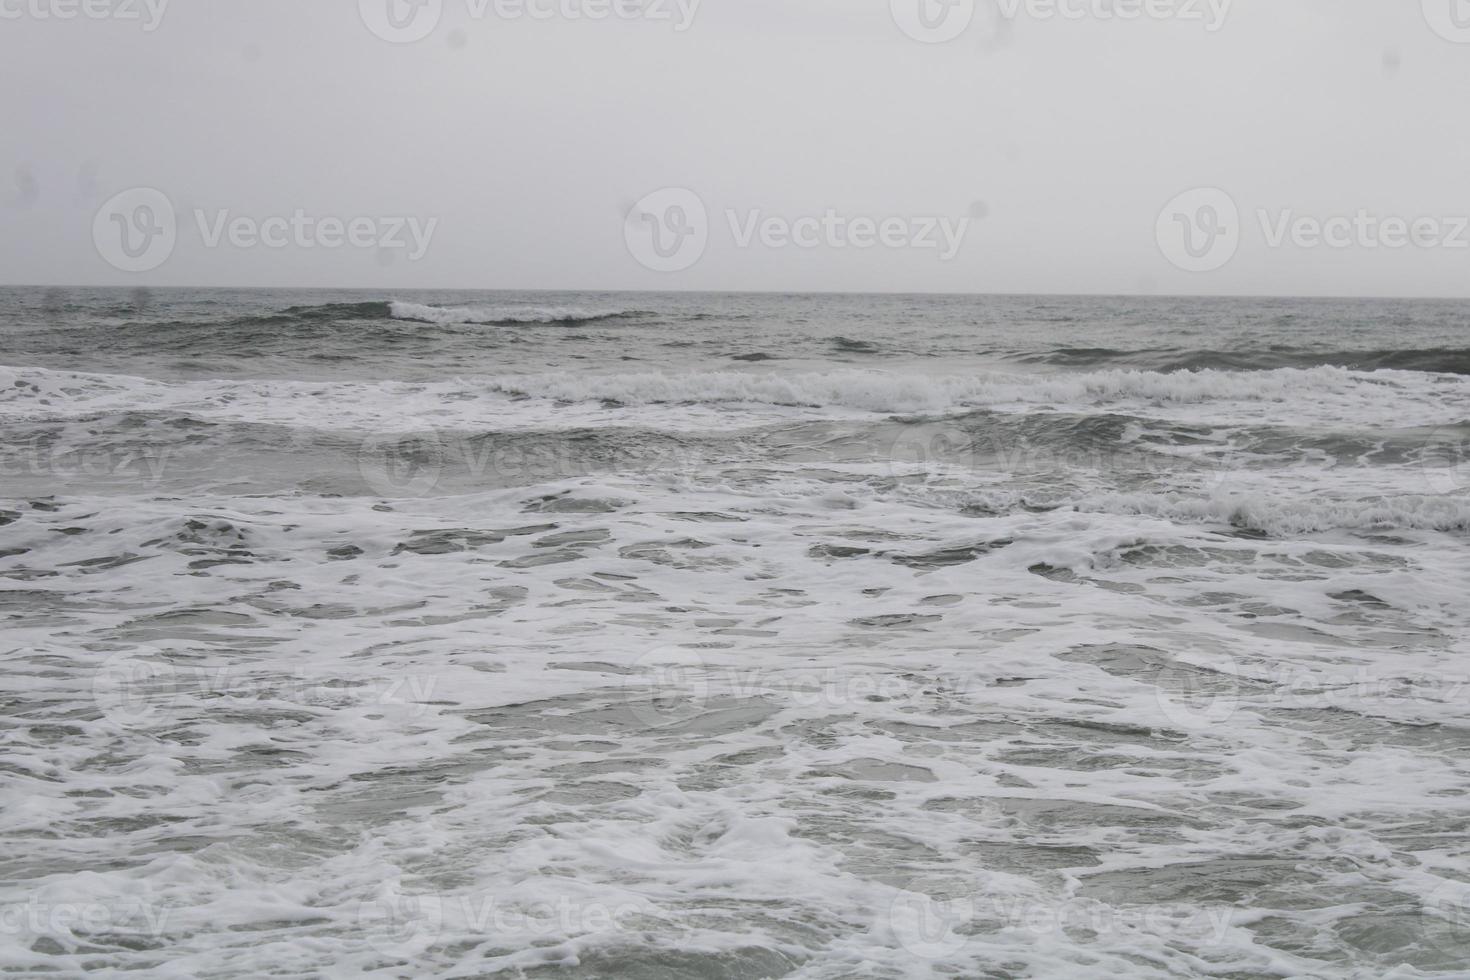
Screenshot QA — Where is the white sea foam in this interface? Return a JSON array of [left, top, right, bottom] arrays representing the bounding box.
[[1078, 490, 1470, 535], [5, 476, 1469, 976], [482, 365, 1470, 428], [6, 324, 1470, 977], [388, 300, 641, 325], [487, 365, 1370, 409], [4, 362, 1466, 438]]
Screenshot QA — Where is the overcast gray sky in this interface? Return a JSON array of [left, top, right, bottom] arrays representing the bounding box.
[[3, 0, 1468, 295]]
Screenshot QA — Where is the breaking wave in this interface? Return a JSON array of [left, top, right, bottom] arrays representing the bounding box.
[[387, 301, 652, 326], [481, 366, 1437, 414], [1077, 491, 1470, 536], [1013, 346, 1470, 376]]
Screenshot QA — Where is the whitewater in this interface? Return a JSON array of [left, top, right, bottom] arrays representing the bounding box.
[[2, 288, 1469, 978]]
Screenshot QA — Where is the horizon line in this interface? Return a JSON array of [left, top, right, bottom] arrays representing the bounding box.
[[4, 284, 1470, 303]]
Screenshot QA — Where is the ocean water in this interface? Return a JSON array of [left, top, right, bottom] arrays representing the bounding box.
[[2, 287, 1469, 978]]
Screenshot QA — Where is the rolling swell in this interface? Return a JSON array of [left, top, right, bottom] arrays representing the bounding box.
[[386, 301, 655, 326], [166, 299, 659, 328], [7, 300, 668, 369], [121, 301, 392, 333], [1014, 346, 1470, 375], [43, 300, 656, 340], [0, 407, 724, 496]]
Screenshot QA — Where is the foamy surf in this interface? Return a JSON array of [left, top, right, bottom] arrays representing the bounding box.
[[3, 288, 1469, 978], [7, 362, 1467, 438], [388, 300, 650, 325]]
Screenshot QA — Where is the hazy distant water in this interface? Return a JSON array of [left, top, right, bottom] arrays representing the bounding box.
[[2, 288, 1469, 977]]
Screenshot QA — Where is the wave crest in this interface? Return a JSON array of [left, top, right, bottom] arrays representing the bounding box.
[[483, 366, 1434, 414], [1079, 491, 1470, 536], [388, 301, 650, 326], [1015, 346, 1470, 376]]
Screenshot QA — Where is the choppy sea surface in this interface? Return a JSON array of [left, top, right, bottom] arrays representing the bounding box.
[[3, 287, 1470, 978]]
